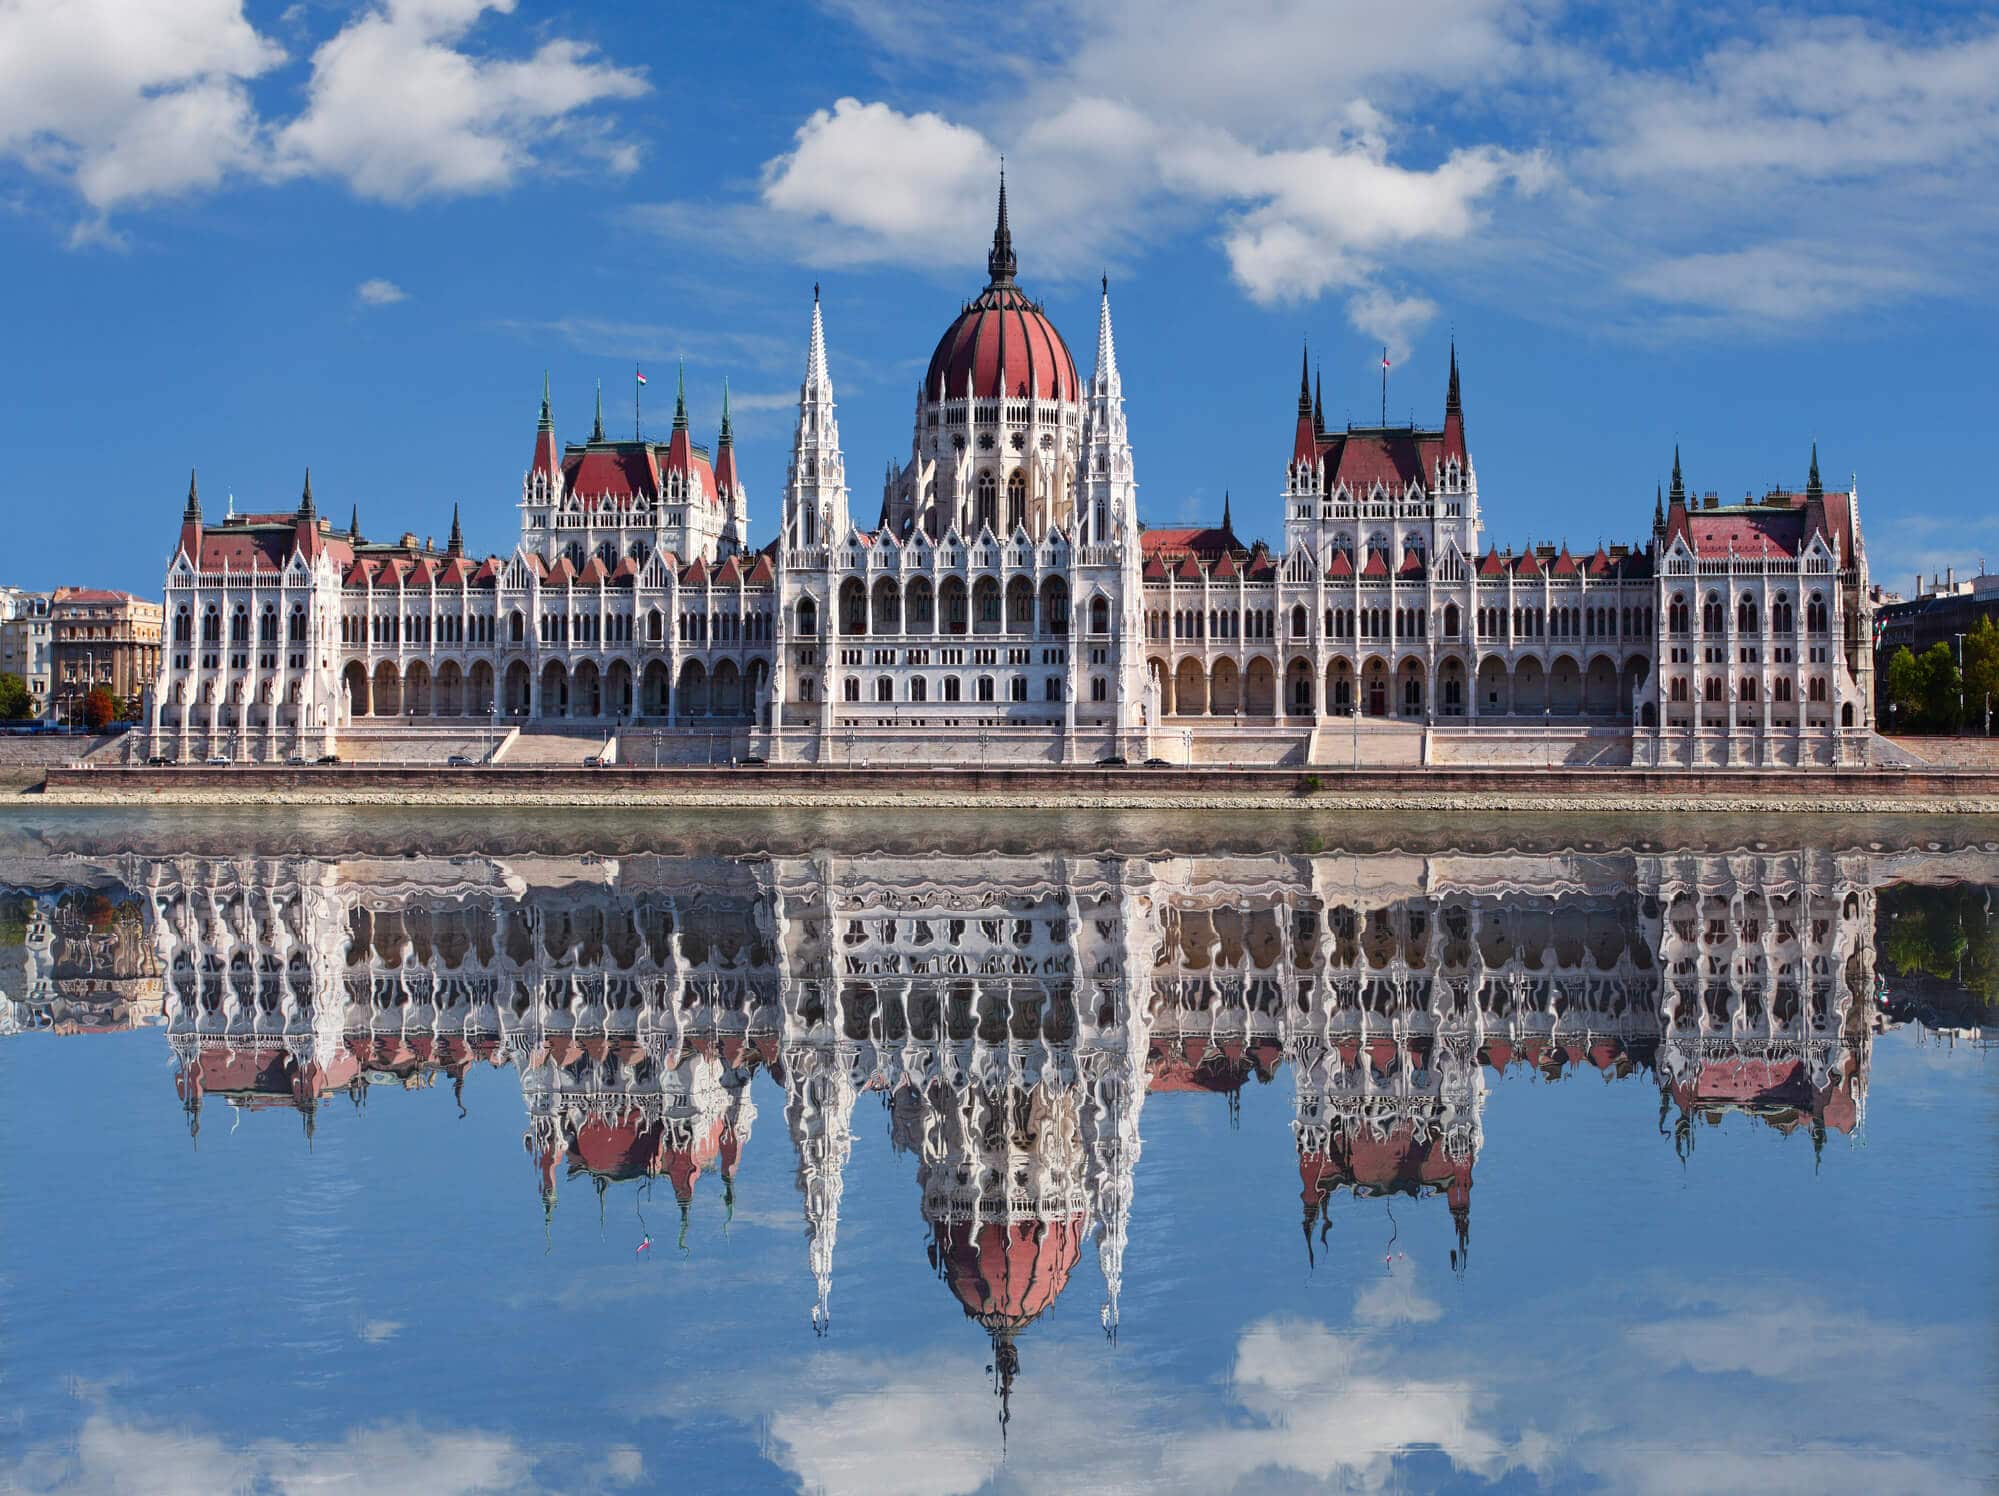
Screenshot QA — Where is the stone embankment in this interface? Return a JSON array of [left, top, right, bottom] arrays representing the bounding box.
[[29, 762, 1999, 814]]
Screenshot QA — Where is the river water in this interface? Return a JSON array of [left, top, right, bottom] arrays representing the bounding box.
[[1, 809, 1994, 1494]]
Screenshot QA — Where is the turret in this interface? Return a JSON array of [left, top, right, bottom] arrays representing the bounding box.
[[1442, 340, 1466, 462], [1079, 276, 1137, 545], [529, 371, 559, 489], [447, 503, 464, 558], [782, 285, 850, 549]]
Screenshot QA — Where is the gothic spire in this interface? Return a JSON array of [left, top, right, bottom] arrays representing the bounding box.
[[349, 504, 361, 541], [592, 380, 604, 442], [806, 286, 830, 392], [1446, 339, 1462, 416], [1669, 445, 1685, 505], [538, 369, 552, 430], [298, 467, 315, 522], [1297, 341, 1312, 416], [1314, 366, 1325, 435], [1806, 440, 1823, 500], [672, 359, 689, 433], [1222, 491, 1233, 532], [447, 502, 463, 556], [183, 467, 201, 523], [987, 161, 1016, 286], [1091, 274, 1120, 394], [1654, 483, 1664, 530], [719, 378, 733, 445]]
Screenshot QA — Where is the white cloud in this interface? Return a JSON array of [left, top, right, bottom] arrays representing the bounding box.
[[355, 278, 408, 307], [275, 0, 649, 202], [0, 0, 649, 240], [757, 98, 999, 267], [358, 1316, 405, 1340], [0, 0, 283, 228]]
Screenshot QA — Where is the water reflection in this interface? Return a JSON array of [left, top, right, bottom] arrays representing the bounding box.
[[6, 838, 1953, 1442]]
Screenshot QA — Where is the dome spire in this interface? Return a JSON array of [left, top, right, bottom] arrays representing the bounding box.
[[987, 159, 1016, 286]]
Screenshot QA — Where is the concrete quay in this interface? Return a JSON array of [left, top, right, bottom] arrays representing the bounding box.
[[31, 761, 1999, 814]]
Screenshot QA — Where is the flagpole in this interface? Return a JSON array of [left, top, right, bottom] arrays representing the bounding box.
[[635, 364, 642, 441], [1380, 346, 1387, 426]]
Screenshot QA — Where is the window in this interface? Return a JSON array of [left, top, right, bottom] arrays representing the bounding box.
[[875, 677, 893, 702], [944, 676, 962, 703], [976, 471, 997, 532], [1290, 604, 1307, 639], [977, 676, 995, 703], [911, 677, 927, 703], [1044, 676, 1061, 702], [1005, 471, 1026, 532], [843, 677, 860, 702], [1090, 676, 1107, 702], [1010, 677, 1027, 702], [1090, 595, 1109, 634]]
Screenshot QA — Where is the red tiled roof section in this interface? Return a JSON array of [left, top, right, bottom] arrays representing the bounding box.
[[925, 284, 1080, 403], [1316, 428, 1441, 492], [1139, 522, 1243, 562]]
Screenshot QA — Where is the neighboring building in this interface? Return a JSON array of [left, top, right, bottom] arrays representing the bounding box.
[[0, 587, 52, 714], [145, 182, 1874, 768], [49, 587, 162, 724], [1873, 567, 1999, 725]]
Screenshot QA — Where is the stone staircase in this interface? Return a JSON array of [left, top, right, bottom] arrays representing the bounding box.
[[1884, 735, 1999, 768], [492, 727, 615, 766]]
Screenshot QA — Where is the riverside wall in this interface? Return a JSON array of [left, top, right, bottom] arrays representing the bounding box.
[[29, 761, 1999, 813]]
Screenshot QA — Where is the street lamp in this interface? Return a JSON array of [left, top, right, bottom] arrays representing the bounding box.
[[1955, 632, 1967, 734]]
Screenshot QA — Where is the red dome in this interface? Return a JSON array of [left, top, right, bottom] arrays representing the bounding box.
[[923, 171, 1079, 403], [930, 1215, 1087, 1329], [925, 285, 1079, 403]]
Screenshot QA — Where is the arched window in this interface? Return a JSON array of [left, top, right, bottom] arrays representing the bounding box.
[[1005, 471, 1026, 532], [875, 677, 893, 702], [174, 609, 192, 644], [1807, 592, 1828, 633], [843, 677, 859, 702], [1090, 676, 1107, 702], [1443, 603, 1459, 638], [1290, 604, 1307, 639], [911, 677, 927, 703], [1737, 595, 1758, 633], [1044, 676, 1061, 701], [944, 676, 961, 703], [975, 471, 998, 532], [1702, 592, 1723, 633], [510, 610, 525, 644], [977, 676, 995, 702], [796, 598, 817, 636], [1090, 595, 1109, 634], [288, 606, 306, 644]]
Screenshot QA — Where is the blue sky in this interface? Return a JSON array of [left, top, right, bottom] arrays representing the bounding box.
[[4, 1, 1998, 597]]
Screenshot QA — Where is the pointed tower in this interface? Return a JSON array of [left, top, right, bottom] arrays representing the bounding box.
[[712, 379, 748, 558], [447, 503, 464, 558], [782, 285, 850, 550], [1313, 366, 1325, 438], [1078, 274, 1137, 546], [591, 380, 605, 443], [1806, 441, 1823, 501], [298, 468, 315, 523], [530, 372, 560, 488], [989, 161, 1017, 286], [1292, 342, 1318, 468], [177, 468, 204, 565], [1669, 445, 1686, 506], [783, 1039, 858, 1334], [1441, 339, 1467, 472], [349, 505, 361, 543]]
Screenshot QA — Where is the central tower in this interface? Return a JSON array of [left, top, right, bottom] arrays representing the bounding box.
[[881, 173, 1085, 542]]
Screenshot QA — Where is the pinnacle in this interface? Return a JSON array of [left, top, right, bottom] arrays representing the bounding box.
[[184, 467, 201, 521], [539, 369, 552, 429], [987, 161, 1017, 286], [672, 358, 689, 433], [592, 380, 604, 442], [299, 467, 315, 520], [1298, 342, 1312, 415], [1093, 276, 1119, 390], [719, 377, 733, 444]]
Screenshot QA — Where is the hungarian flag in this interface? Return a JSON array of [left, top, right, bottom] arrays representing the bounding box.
[[1381, 348, 1392, 370], [635, 368, 647, 385]]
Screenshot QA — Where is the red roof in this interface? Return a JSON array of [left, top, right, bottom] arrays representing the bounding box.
[[931, 1216, 1087, 1328], [1326, 548, 1354, 578], [1140, 521, 1243, 563], [1360, 548, 1389, 579], [925, 283, 1079, 402], [1664, 488, 1855, 565]]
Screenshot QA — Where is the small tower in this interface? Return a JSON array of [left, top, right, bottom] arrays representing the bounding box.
[[1078, 275, 1137, 545], [782, 286, 850, 550]]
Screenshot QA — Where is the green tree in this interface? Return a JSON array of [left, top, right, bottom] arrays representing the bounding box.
[[1884, 645, 1926, 730], [1919, 640, 1963, 732], [81, 687, 116, 732], [0, 671, 28, 721], [1964, 615, 1999, 735]]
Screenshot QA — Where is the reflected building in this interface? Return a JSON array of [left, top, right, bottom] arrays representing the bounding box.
[[1, 840, 1895, 1403]]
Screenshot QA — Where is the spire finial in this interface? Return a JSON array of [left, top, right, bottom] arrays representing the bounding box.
[[987, 159, 1016, 285], [1669, 444, 1685, 504], [806, 288, 830, 390], [672, 359, 688, 433], [719, 378, 733, 444], [1298, 341, 1312, 416], [1092, 274, 1119, 390], [184, 467, 201, 523], [1446, 338, 1462, 416], [1654, 482, 1664, 529], [1314, 366, 1324, 435], [1222, 491, 1233, 531], [299, 467, 315, 521], [538, 370, 552, 430], [447, 502, 463, 556], [592, 380, 604, 442], [349, 504, 360, 541], [1806, 440, 1822, 499]]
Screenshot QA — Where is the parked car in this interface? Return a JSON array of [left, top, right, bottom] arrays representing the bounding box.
[[204, 755, 230, 767], [145, 754, 176, 766], [1143, 757, 1170, 767], [737, 755, 767, 767], [581, 755, 607, 767], [445, 754, 474, 767], [1095, 754, 1128, 767], [283, 754, 308, 766], [315, 753, 341, 765]]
